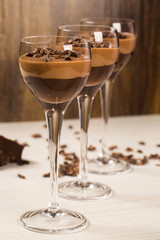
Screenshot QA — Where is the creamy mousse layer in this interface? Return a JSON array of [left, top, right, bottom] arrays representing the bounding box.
[[91, 47, 119, 67], [19, 56, 91, 79], [119, 33, 137, 54]]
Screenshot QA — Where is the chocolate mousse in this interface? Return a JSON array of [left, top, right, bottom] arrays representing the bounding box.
[[66, 37, 119, 96], [19, 48, 91, 111], [109, 32, 137, 81], [82, 42, 119, 97]]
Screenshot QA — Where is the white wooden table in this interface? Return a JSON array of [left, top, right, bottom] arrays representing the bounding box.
[[0, 115, 160, 239]]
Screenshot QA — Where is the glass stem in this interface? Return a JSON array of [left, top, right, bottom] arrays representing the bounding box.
[[100, 81, 114, 159], [77, 95, 94, 183], [45, 109, 64, 210]]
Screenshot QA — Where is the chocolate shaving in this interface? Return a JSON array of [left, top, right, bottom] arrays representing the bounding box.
[[25, 47, 81, 62], [74, 131, 79, 135], [110, 152, 148, 165], [60, 144, 67, 149], [31, 133, 42, 138], [137, 149, 143, 153], [108, 145, 118, 151], [68, 125, 73, 129], [156, 144, 160, 147], [125, 147, 133, 152], [148, 154, 160, 160], [17, 173, 26, 179], [138, 141, 146, 145], [88, 145, 96, 151]]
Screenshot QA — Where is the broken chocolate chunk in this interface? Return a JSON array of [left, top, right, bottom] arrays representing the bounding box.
[[0, 135, 28, 167]]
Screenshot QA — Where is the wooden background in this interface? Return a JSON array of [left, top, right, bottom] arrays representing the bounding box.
[[0, 0, 159, 122]]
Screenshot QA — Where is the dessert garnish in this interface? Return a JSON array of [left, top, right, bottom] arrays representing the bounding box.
[[25, 47, 81, 62], [65, 37, 112, 48]]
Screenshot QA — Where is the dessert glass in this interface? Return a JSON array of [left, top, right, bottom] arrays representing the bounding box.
[[57, 25, 119, 200], [81, 18, 137, 175], [19, 36, 91, 233]]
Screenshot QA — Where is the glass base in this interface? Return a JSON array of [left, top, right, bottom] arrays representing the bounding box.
[[58, 180, 112, 200], [20, 208, 88, 234], [88, 157, 131, 175]]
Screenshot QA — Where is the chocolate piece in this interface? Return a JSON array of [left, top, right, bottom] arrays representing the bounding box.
[[110, 152, 148, 165], [156, 144, 160, 147], [60, 144, 67, 149], [108, 145, 118, 151], [43, 172, 50, 177], [88, 145, 96, 151], [125, 147, 133, 152], [137, 149, 143, 153], [31, 133, 42, 138], [0, 135, 28, 166], [138, 141, 146, 145], [17, 173, 26, 179], [74, 131, 79, 135], [25, 47, 82, 62], [148, 154, 160, 160], [68, 125, 73, 129]]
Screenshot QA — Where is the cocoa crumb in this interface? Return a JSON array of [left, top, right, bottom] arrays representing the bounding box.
[[88, 145, 96, 151], [137, 149, 143, 154], [60, 144, 67, 149], [108, 145, 118, 151], [156, 144, 160, 147], [148, 154, 160, 160], [155, 164, 160, 166], [76, 137, 80, 140], [43, 124, 47, 128], [68, 125, 73, 129], [138, 141, 146, 145], [43, 172, 50, 178], [125, 147, 133, 152], [17, 173, 25, 179], [110, 152, 148, 165], [74, 131, 79, 135], [31, 133, 42, 138], [59, 150, 65, 155]]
